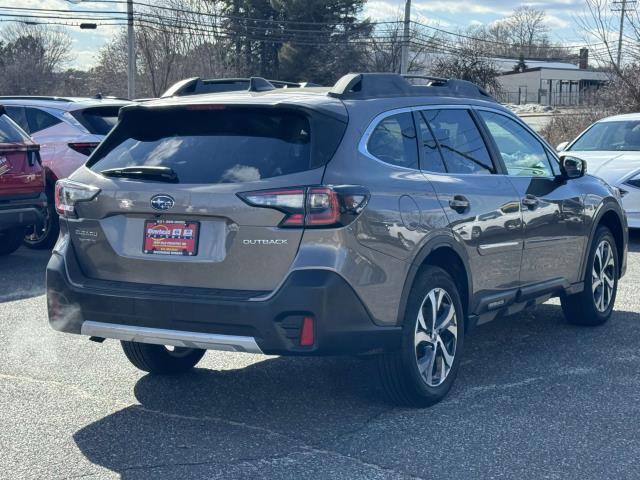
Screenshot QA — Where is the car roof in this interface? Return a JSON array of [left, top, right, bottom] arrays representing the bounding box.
[[0, 97, 132, 112]]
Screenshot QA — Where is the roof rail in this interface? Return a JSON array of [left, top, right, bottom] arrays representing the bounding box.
[[328, 73, 494, 101], [0, 96, 75, 102]]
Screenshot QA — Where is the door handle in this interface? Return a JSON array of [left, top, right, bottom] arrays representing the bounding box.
[[449, 195, 470, 213], [522, 195, 539, 209]]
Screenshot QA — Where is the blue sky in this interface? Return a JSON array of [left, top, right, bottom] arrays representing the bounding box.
[[1, 0, 588, 69]]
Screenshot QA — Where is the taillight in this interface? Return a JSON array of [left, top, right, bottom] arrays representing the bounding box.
[[68, 142, 99, 157], [237, 185, 369, 228], [55, 180, 101, 217]]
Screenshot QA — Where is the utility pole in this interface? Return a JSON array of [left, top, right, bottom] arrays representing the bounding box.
[[613, 0, 637, 69], [400, 0, 411, 74], [127, 0, 136, 99]]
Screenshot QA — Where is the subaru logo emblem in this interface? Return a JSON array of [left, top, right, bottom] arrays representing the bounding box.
[[150, 194, 175, 211]]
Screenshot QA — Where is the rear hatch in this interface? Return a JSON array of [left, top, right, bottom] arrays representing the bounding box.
[[65, 103, 347, 293], [0, 111, 44, 199]]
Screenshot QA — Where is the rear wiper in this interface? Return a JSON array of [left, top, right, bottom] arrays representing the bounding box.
[[100, 166, 179, 183]]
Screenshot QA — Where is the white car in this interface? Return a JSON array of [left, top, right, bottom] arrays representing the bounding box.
[[557, 113, 640, 228], [0, 96, 131, 247]]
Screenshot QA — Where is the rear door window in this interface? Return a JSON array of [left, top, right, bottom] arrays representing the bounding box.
[[415, 112, 446, 173], [25, 108, 62, 133], [367, 112, 419, 169], [421, 109, 495, 174], [88, 107, 344, 184]]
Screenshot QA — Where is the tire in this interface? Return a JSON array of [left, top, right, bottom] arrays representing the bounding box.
[[561, 226, 618, 326], [0, 227, 24, 256], [23, 187, 59, 250], [377, 266, 465, 407], [121, 341, 206, 374]]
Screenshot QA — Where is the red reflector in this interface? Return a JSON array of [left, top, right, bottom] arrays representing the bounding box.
[[300, 316, 315, 346]]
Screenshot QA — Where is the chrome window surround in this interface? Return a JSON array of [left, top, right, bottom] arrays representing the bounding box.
[[358, 104, 560, 179]]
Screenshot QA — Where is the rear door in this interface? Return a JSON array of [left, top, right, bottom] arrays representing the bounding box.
[[416, 107, 524, 302], [69, 105, 346, 293], [476, 109, 585, 285]]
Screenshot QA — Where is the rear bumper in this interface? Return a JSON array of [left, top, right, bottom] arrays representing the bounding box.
[[0, 193, 46, 231], [46, 241, 401, 356]]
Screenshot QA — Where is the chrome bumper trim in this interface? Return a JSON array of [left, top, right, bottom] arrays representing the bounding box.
[[80, 321, 263, 354]]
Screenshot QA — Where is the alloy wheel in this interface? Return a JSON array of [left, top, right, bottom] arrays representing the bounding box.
[[592, 239, 615, 312], [414, 287, 458, 387]]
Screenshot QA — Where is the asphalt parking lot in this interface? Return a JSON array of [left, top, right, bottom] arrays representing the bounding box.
[[1, 235, 639, 480]]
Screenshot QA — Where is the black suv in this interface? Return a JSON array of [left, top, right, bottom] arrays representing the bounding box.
[[47, 74, 628, 407]]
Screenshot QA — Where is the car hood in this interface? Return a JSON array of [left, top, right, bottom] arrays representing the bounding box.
[[567, 150, 640, 185]]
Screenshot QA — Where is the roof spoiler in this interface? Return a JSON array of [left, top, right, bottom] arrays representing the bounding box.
[[328, 73, 494, 101]]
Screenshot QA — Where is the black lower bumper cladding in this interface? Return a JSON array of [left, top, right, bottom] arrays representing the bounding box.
[[0, 193, 46, 230], [46, 241, 401, 356]]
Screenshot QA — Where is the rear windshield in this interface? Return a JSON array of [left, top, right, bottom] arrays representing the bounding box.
[[0, 114, 30, 143], [72, 106, 122, 136], [88, 107, 345, 184]]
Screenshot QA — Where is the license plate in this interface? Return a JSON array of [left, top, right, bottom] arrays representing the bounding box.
[[143, 220, 199, 256]]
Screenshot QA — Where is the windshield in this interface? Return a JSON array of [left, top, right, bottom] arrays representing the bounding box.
[[570, 120, 640, 151]]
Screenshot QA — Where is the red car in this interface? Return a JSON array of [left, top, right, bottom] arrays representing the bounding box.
[[0, 106, 46, 256]]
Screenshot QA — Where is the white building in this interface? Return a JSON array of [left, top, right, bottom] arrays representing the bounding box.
[[498, 66, 609, 106]]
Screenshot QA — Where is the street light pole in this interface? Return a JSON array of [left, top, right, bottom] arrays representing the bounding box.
[[127, 0, 136, 99], [400, 0, 411, 74]]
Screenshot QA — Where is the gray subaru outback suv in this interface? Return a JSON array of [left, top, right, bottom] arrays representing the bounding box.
[[47, 73, 628, 407]]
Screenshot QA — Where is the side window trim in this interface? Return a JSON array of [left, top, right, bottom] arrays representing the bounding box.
[[473, 106, 557, 178]]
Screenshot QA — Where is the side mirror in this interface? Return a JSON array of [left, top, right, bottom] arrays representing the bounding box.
[[559, 155, 586, 179], [556, 141, 569, 152]]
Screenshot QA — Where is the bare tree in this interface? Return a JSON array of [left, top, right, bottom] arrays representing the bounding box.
[[430, 45, 502, 95], [365, 21, 440, 74], [506, 6, 549, 56], [0, 23, 72, 94], [577, 0, 640, 111]]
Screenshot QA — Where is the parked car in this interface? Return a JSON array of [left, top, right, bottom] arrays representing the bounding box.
[[0, 106, 46, 256], [557, 113, 640, 228], [0, 96, 130, 248], [47, 74, 628, 407]]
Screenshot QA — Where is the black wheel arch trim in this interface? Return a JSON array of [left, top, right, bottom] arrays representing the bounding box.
[[397, 233, 474, 326], [579, 200, 627, 281]]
